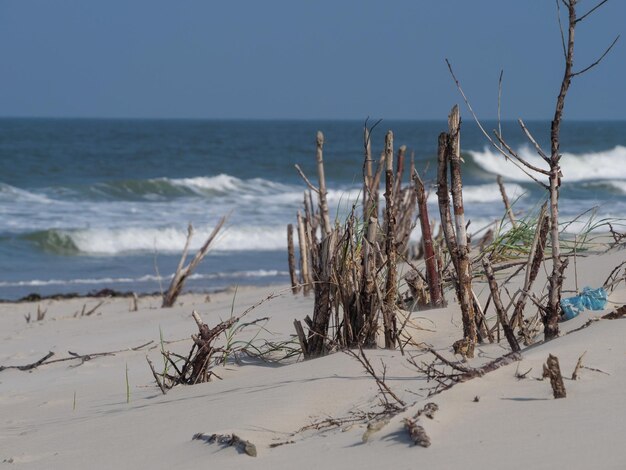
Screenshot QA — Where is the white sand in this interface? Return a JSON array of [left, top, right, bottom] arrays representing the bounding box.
[[1, 248, 626, 469]]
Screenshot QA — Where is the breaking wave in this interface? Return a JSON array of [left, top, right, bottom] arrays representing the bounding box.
[[467, 145, 626, 182], [25, 225, 289, 255]]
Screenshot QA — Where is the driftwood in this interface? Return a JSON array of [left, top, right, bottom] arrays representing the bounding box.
[[383, 130, 398, 349], [571, 351, 586, 380], [296, 211, 312, 290], [286, 223, 299, 293], [153, 291, 283, 388], [292, 127, 419, 356], [442, 106, 476, 357], [162, 217, 226, 308], [193, 433, 257, 457], [0, 341, 154, 373], [414, 170, 443, 307], [602, 304, 626, 320], [543, 354, 566, 399], [74, 300, 106, 318], [315, 131, 332, 237], [410, 349, 522, 396], [25, 304, 48, 323], [404, 402, 438, 448], [0, 351, 54, 372]]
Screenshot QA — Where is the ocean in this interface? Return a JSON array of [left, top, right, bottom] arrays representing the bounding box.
[[1, 118, 625, 300]]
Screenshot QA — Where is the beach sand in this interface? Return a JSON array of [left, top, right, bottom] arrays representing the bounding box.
[[1, 247, 626, 469]]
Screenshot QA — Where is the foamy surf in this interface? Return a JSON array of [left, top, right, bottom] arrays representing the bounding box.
[[0, 269, 289, 288], [28, 225, 289, 255], [468, 145, 626, 182]]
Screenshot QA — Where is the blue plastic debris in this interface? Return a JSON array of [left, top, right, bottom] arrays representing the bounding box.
[[560, 287, 608, 321]]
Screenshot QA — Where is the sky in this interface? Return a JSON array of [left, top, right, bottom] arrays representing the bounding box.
[[0, 0, 624, 120]]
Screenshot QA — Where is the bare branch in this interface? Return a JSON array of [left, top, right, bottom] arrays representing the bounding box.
[[497, 69, 504, 148], [294, 164, 320, 194], [518, 119, 550, 163], [494, 131, 551, 176], [556, 0, 568, 60], [571, 35, 620, 77], [576, 0, 609, 23], [445, 58, 549, 187]]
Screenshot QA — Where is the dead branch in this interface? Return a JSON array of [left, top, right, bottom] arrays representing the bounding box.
[[571, 35, 619, 77], [287, 223, 299, 293], [414, 169, 443, 307], [404, 420, 431, 447], [497, 175, 517, 228], [543, 354, 566, 398], [162, 217, 226, 308], [294, 164, 320, 194], [345, 346, 406, 409], [448, 106, 477, 357], [602, 304, 626, 320], [571, 350, 586, 380], [146, 355, 167, 395], [445, 59, 549, 188], [0, 341, 154, 373], [80, 300, 105, 317], [192, 433, 257, 457], [482, 258, 521, 352], [383, 130, 398, 349], [511, 203, 549, 335], [0, 351, 54, 372], [315, 131, 332, 237], [404, 402, 439, 448]]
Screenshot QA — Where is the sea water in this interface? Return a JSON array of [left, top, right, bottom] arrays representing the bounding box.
[[0, 118, 624, 300]]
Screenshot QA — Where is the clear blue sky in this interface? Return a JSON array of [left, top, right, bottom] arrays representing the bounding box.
[[0, 0, 624, 120]]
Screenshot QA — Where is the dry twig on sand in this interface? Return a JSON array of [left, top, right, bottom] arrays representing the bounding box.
[[344, 346, 406, 410], [0, 341, 154, 373]]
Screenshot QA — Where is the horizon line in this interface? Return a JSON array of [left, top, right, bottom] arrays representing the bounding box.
[[1, 115, 625, 122]]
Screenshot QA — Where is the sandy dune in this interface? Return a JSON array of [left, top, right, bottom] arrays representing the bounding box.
[[1, 248, 626, 469]]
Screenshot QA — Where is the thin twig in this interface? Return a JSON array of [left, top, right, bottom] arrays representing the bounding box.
[[571, 35, 620, 77], [294, 164, 320, 194]]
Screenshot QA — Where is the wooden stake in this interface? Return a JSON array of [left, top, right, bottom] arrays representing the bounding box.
[[287, 224, 299, 293], [307, 232, 336, 356], [296, 211, 310, 288], [315, 131, 332, 237], [413, 169, 443, 307], [543, 354, 566, 398], [383, 130, 398, 349], [448, 106, 476, 357]]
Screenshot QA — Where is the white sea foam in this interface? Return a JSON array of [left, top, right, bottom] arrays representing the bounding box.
[[64, 225, 288, 255], [425, 182, 526, 204], [169, 174, 295, 195], [0, 183, 52, 203], [170, 174, 245, 193], [468, 145, 626, 182]]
